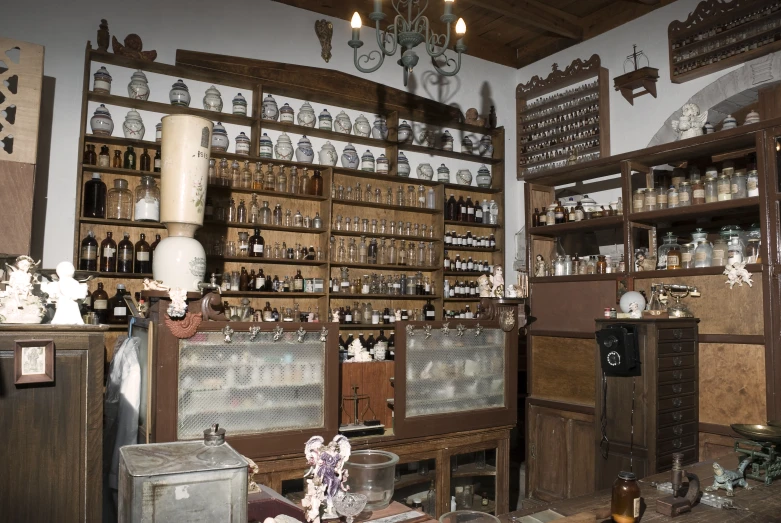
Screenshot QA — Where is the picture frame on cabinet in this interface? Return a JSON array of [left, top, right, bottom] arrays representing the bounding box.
[[14, 339, 54, 385]]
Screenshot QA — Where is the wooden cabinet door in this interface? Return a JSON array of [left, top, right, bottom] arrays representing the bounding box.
[[527, 404, 595, 502]]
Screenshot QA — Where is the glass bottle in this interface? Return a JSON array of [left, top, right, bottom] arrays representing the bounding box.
[[294, 270, 304, 292], [368, 238, 377, 264], [83, 144, 96, 165], [112, 149, 122, 168], [747, 169, 759, 197], [692, 179, 705, 205], [249, 228, 265, 257], [657, 233, 680, 270], [83, 173, 107, 218], [680, 242, 695, 269], [153, 150, 161, 173], [285, 209, 292, 227], [418, 185, 426, 209], [293, 209, 303, 227], [79, 230, 98, 271], [398, 240, 408, 266], [134, 233, 151, 273], [107, 179, 132, 220], [289, 166, 299, 193], [91, 282, 109, 323], [678, 181, 692, 206], [208, 158, 216, 185], [123, 146, 137, 170], [134, 175, 160, 222], [348, 238, 357, 262], [667, 185, 679, 208], [717, 174, 732, 201], [259, 201, 271, 225], [397, 186, 405, 207], [300, 168, 311, 195], [228, 160, 239, 187], [427, 242, 436, 266], [732, 171, 747, 199], [311, 169, 323, 196], [488, 200, 499, 225], [98, 145, 110, 167], [140, 148, 151, 171], [150, 234, 161, 266], [338, 238, 346, 262], [644, 188, 657, 212], [241, 160, 252, 189], [116, 232, 134, 274], [389, 239, 397, 265], [227, 198, 237, 222], [249, 194, 259, 224], [596, 255, 607, 274], [423, 299, 436, 321], [611, 471, 640, 523], [273, 204, 282, 225], [407, 241, 416, 267], [378, 238, 387, 265], [107, 284, 130, 324], [457, 195, 467, 221]]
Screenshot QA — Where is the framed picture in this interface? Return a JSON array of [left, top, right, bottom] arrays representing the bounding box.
[[14, 339, 54, 384], [123, 294, 142, 319]]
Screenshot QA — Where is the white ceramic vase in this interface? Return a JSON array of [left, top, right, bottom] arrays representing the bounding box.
[[203, 85, 223, 112]]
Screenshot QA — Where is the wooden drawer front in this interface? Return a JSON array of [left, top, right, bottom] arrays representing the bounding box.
[[657, 447, 698, 471], [658, 408, 696, 427], [657, 434, 696, 455], [658, 328, 696, 342], [657, 421, 698, 441], [658, 354, 695, 371], [658, 381, 696, 399], [658, 394, 696, 412], [658, 341, 695, 356], [658, 367, 696, 384]]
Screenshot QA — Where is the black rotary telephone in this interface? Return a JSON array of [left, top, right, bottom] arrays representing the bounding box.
[[596, 323, 641, 377]]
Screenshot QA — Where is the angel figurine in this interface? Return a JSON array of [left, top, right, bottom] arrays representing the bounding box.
[[42, 261, 89, 325], [672, 103, 708, 140], [490, 266, 505, 297], [303, 435, 352, 523]]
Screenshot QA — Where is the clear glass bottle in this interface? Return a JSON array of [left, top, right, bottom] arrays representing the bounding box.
[[358, 236, 368, 263], [284, 209, 292, 227], [348, 238, 357, 262], [712, 237, 728, 266], [230, 160, 241, 187], [418, 185, 426, 208], [717, 174, 732, 201], [389, 239, 397, 265], [241, 160, 252, 188], [727, 236, 745, 265], [678, 181, 692, 206], [107, 178, 133, 220], [236, 199, 247, 223], [657, 232, 679, 270], [227, 198, 237, 222], [632, 188, 645, 213], [208, 158, 216, 185], [680, 242, 695, 269], [731, 171, 747, 199], [747, 169, 759, 197], [644, 187, 657, 212], [273, 204, 282, 225], [398, 240, 407, 266], [337, 238, 346, 262]]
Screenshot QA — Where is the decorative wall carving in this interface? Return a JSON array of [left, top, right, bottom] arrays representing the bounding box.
[[668, 0, 756, 35], [516, 54, 601, 99]]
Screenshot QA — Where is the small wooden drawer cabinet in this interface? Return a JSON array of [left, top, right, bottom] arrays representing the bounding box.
[[594, 319, 699, 490]]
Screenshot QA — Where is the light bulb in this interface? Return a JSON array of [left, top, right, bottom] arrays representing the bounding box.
[[444, 0, 454, 2], [351, 12, 362, 28], [455, 18, 466, 35]]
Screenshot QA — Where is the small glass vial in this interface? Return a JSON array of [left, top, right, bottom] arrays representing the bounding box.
[[717, 174, 732, 201], [611, 471, 640, 523], [704, 175, 718, 203], [691, 179, 705, 205], [747, 170, 759, 197], [731, 171, 747, 199], [678, 181, 692, 206]]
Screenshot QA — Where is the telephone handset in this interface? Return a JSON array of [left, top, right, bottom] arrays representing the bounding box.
[[596, 323, 641, 377]]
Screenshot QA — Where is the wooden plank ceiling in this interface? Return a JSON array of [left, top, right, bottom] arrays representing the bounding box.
[[273, 0, 673, 69]]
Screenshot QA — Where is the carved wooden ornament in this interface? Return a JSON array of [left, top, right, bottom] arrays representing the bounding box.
[[315, 19, 333, 63], [517, 54, 601, 99]]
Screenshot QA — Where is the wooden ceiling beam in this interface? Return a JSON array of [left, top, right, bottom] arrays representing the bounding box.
[[461, 0, 583, 40]]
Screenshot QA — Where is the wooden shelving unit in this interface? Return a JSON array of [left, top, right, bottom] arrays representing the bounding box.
[[72, 43, 506, 349], [515, 54, 610, 179], [668, 0, 781, 83]]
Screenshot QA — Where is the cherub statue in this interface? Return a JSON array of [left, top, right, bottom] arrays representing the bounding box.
[[705, 461, 753, 497], [490, 266, 505, 297], [724, 261, 753, 289], [42, 261, 89, 325], [143, 278, 170, 291], [303, 435, 352, 522], [478, 274, 492, 297], [672, 103, 708, 140], [331, 308, 340, 323], [167, 288, 188, 318], [464, 108, 485, 128], [347, 338, 372, 362], [534, 254, 546, 277], [0, 255, 46, 324], [628, 301, 642, 319]]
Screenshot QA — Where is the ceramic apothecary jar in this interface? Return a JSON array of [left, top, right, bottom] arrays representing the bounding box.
[[203, 85, 223, 112], [280, 103, 295, 123], [398, 120, 412, 144], [211, 122, 229, 152], [296, 136, 315, 163], [155, 122, 163, 142], [704, 122, 715, 134], [476, 165, 492, 188], [275, 133, 293, 160], [462, 135, 474, 154], [479, 135, 493, 157], [722, 115, 737, 130], [437, 163, 450, 182], [90, 104, 114, 136], [122, 109, 145, 139], [397, 152, 411, 177], [259, 133, 274, 159], [418, 129, 433, 148], [93, 66, 113, 95], [232, 93, 247, 115], [441, 130, 454, 151], [169, 79, 191, 107], [298, 102, 316, 127], [745, 110, 760, 125], [376, 154, 389, 174], [262, 94, 279, 121], [456, 168, 473, 186], [318, 109, 333, 131], [372, 117, 388, 140], [416, 163, 434, 180], [128, 70, 150, 100], [341, 144, 359, 169], [353, 114, 371, 137], [334, 111, 352, 134], [319, 141, 338, 166], [361, 150, 375, 172], [235, 132, 251, 155]]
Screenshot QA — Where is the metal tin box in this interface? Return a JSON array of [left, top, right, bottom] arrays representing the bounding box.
[[119, 425, 248, 522]]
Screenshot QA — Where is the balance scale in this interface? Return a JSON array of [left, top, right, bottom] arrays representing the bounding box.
[[731, 423, 781, 485]]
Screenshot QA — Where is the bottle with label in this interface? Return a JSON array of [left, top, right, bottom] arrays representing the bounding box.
[[423, 299, 436, 320], [611, 471, 640, 523], [112, 150, 122, 168], [134, 233, 151, 273], [83, 173, 107, 218], [657, 233, 679, 270], [98, 145, 110, 167], [446, 194, 457, 221], [150, 234, 161, 266], [238, 267, 250, 291], [116, 232, 134, 274], [91, 282, 109, 323], [262, 301, 273, 321], [140, 148, 151, 171], [153, 150, 161, 173], [79, 231, 99, 271], [294, 270, 304, 292], [83, 144, 96, 165], [466, 196, 475, 222], [107, 283, 130, 324], [249, 228, 265, 257], [475, 201, 483, 223], [457, 195, 467, 221], [100, 231, 117, 272], [123, 146, 137, 170]]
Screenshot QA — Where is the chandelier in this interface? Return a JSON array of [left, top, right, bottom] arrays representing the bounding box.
[[349, 0, 467, 86]]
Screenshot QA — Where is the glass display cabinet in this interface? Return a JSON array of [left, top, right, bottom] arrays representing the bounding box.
[[450, 449, 498, 514]]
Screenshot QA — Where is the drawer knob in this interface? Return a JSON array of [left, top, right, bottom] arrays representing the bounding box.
[[673, 384, 682, 394], [673, 329, 683, 340], [673, 371, 683, 380], [673, 439, 682, 449], [673, 357, 683, 367], [673, 412, 683, 421], [674, 425, 683, 435], [673, 344, 682, 353], [673, 398, 683, 407]]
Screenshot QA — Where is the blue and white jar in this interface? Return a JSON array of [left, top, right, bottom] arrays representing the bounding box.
[[416, 163, 434, 180], [397, 152, 411, 177], [275, 133, 293, 160], [353, 114, 371, 137], [476, 164, 492, 188], [169, 79, 191, 107], [232, 93, 247, 115], [90, 104, 114, 136], [462, 135, 474, 154], [437, 163, 451, 182], [211, 122, 229, 152], [318, 109, 333, 131], [361, 150, 375, 172], [298, 102, 316, 127], [372, 117, 388, 140], [259, 133, 274, 159], [441, 130, 454, 151], [279, 103, 295, 123], [376, 154, 389, 174], [341, 144, 359, 169], [262, 94, 279, 121], [456, 169, 473, 186], [397, 120, 412, 144], [155, 122, 162, 143], [235, 132, 251, 155], [203, 85, 223, 112], [93, 66, 113, 95], [334, 111, 352, 134], [296, 136, 315, 163], [722, 114, 737, 130]]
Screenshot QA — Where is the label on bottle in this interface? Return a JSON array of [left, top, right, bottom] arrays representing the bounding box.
[[445, 236, 452, 244], [693, 189, 705, 199], [718, 184, 731, 195], [575, 209, 584, 221], [154, 158, 161, 169], [645, 193, 657, 206], [444, 259, 450, 269], [103, 247, 115, 258], [467, 207, 474, 215], [263, 311, 274, 321], [119, 248, 133, 262], [455, 260, 462, 270], [257, 277, 266, 290], [682, 252, 693, 263], [633, 198, 644, 211], [341, 281, 350, 288], [694, 251, 708, 263], [294, 279, 304, 291], [667, 253, 680, 266], [460, 205, 467, 216], [657, 192, 668, 204], [345, 313, 352, 322], [568, 211, 576, 221], [680, 191, 690, 202], [669, 192, 679, 206], [98, 157, 110, 167], [426, 309, 436, 319], [634, 497, 640, 518], [253, 244, 264, 254], [748, 179, 759, 196], [555, 211, 564, 220], [81, 245, 97, 260], [476, 209, 483, 220], [113, 306, 127, 317], [93, 299, 108, 310], [361, 284, 370, 294], [136, 251, 150, 261]]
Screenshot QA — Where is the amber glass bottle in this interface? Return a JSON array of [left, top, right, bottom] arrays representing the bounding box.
[[99, 231, 117, 272], [123, 146, 137, 170], [150, 234, 161, 266], [79, 231, 98, 271], [91, 282, 109, 323], [83, 144, 97, 165], [249, 228, 265, 258], [112, 150, 122, 168], [611, 471, 640, 523], [140, 148, 151, 171], [116, 232, 134, 274], [294, 269, 304, 292], [107, 284, 130, 324], [446, 194, 457, 221], [134, 233, 151, 273], [310, 169, 324, 196]]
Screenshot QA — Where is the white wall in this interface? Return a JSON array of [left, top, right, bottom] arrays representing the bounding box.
[[0, 0, 517, 272]]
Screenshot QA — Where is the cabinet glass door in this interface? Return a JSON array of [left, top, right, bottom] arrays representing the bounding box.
[[392, 458, 437, 517], [450, 449, 497, 514]]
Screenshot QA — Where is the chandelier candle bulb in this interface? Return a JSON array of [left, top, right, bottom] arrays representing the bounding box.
[[351, 12, 362, 41]]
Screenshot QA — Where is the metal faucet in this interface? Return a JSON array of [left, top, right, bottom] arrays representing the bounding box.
[[198, 273, 221, 294]]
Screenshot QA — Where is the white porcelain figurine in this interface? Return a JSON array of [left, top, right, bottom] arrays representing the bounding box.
[[672, 103, 708, 140], [44, 261, 89, 325]]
